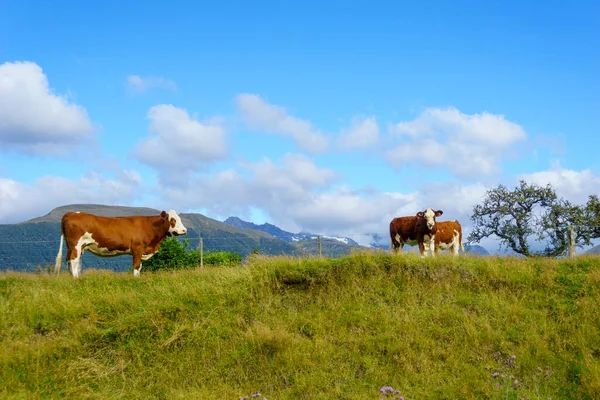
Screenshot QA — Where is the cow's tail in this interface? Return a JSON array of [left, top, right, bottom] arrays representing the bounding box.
[[55, 234, 64, 275], [460, 230, 465, 254]]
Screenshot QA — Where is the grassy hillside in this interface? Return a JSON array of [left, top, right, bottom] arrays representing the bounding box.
[[2, 253, 599, 399]]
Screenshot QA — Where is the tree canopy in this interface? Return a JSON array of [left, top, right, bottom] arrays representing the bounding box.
[[468, 180, 598, 257]]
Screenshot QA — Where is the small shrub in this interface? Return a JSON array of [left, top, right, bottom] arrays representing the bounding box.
[[143, 238, 242, 271], [203, 250, 242, 266]]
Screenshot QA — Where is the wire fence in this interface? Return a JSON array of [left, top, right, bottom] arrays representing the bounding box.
[[0, 234, 392, 271]]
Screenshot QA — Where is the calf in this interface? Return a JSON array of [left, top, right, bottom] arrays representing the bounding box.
[[389, 208, 444, 257], [433, 220, 465, 255], [54, 210, 187, 278]]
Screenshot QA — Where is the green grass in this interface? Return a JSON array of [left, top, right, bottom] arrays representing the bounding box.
[[1, 251, 599, 399]]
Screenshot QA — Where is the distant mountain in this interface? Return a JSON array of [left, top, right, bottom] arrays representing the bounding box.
[[463, 244, 489, 256], [584, 244, 600, 255], [365, 232, 391, 250], [224, 216, 360, 246]]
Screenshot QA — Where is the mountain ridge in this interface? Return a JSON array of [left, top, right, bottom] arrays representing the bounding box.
[[223, 216, 360, 246]]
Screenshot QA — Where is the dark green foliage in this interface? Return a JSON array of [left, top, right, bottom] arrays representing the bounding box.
[[584, 194, 600, 238], [142, 238, 192, 271], [143, 237, 242, 271], [203, 250, 242, 266]]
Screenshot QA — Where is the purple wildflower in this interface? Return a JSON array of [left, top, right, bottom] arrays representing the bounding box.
[[492, 372, 499, 378], [252, 394, 261, 399], [380, 386, 395, 395]]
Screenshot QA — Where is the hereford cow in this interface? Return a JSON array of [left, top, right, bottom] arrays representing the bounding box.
[[54, 210, 187, 278], [389, 208, 444, 257], [433, 220, 465, 256]]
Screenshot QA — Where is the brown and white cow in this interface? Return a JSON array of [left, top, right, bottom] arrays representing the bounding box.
[[54, 210, 187, 278], [433, 220, 465, 256], [389, 208, 444, 257]]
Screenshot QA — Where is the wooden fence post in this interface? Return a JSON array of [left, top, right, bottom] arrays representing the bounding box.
[[318, 235, 322, 257], [199, 237, 204, 268], [568, 226, 576, 258]]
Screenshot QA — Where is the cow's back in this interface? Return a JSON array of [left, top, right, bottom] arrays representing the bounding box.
[[62, 212, 158, 250]]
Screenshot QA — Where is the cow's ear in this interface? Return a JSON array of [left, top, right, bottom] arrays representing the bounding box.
[[160, 210, 167, 218], [435, 210, 443, 217], [416, 211, 424, 218]]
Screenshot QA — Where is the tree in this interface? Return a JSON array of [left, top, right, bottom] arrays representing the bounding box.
[[143, 237, 243, 272], [468, 180, 592, 257], [585, 194, 600, 239], [143, 237, 191, 272], [539, 199, 590, 257]]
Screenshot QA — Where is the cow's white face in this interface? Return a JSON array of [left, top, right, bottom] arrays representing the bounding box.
[[168, 210, 187, 236], [421, 208, 443, 230]]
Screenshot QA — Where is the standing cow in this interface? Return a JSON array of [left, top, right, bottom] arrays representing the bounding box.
[[433, 220, 465, 256], [55, 210, 187, 278], [389, 208, 444, 257]]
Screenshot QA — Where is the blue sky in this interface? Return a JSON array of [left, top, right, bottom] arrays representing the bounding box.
[[1, 0, 599, 251]]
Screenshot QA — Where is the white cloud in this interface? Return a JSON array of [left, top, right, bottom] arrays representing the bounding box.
[[0, 171, 143, 224], [0, 61, 95, 155], [337, 116, 380, 150], [235, 93, 329, 153], [386, 107, 527, 178], [156, 151, 490, 248], [520, 164, 600, 205], [127, 75, 178, 94], [133, 104, 228, 186]]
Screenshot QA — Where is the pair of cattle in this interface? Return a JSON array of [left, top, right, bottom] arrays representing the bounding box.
[[389, 208, 464, 257], [54, 210, 188, 278]]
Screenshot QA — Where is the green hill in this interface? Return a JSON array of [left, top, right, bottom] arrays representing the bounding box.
[[1, 204, 301, 271], [1, 253, 598, 399]]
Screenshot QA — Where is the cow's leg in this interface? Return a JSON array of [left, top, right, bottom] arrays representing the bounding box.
[[429, 236, 436, 257], [66, 246, 81, 278], [66, 233, 96, 278], [418, 241, 426, 258], [390, 234, 401, 254], [132, 250, 142, 277], [395, 235, 406, 255], [451, 240, 460, 256], [453, 233, 461, 256], [64, 238, 82, 278]]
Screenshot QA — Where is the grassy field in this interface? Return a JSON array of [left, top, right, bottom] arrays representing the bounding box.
[[1, 251, 599, 399]]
